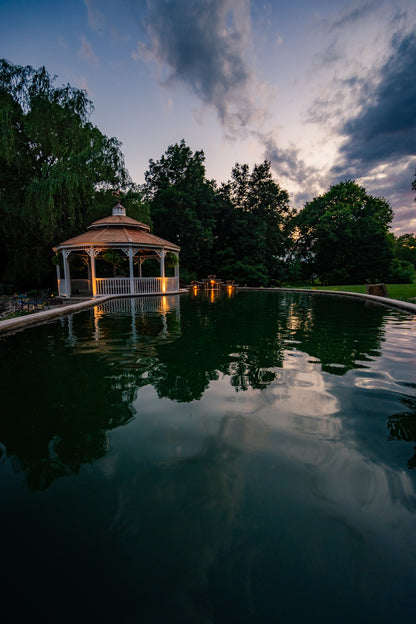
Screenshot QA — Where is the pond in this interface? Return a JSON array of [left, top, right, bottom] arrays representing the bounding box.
[[0, 290, 416, 623]]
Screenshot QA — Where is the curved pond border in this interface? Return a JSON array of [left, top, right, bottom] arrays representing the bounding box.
[[0, 290, 187, 335], [0, 287, 415, 335]]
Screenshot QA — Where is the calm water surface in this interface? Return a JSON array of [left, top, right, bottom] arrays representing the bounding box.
[[1, 291, 416, 623]]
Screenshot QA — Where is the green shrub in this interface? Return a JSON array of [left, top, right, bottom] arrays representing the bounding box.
[[324, 267, 351, 285], [387, 259, 416, 284], [179, 268, 197, 285], [0, 283, 15, 295]]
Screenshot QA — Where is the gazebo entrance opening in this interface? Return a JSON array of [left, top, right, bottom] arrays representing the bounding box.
[[53, 202, 180, 298]]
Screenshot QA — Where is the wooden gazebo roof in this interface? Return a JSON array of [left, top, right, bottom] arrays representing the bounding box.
[[53, 203, 180, 252]]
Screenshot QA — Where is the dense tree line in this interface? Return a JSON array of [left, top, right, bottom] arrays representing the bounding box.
[[142, 143, 415, 286], [1, 60, 415, 291], [142, 141, 293, 285]]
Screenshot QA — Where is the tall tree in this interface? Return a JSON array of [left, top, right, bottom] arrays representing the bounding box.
[[0, 59, 130, 287], [215, 161, 291, 285], [143, 140, 218, 278], [294, 180, 393, 284], [394, 233, 416, 267]]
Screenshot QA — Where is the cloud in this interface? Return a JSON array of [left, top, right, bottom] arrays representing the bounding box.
[[84, 0, 106, 32], [165, 97, 174, 114], [78, 35, 99, 65], [261, 133, 326, 211], [356, 157, 416, 234], [78, 76, 93, 96], [263, 135, 312, 181], [132, 0, 269, 137], [328, 0, 379, 30], [133, 0, 314, 194], [319, 39, 343, 65], [333, 30, 416, 177]]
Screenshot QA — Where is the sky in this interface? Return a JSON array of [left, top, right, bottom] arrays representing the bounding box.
[[1, 0, 415, 234]]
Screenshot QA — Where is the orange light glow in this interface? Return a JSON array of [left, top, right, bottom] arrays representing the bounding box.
[[161, 295, 169, 313], [93, 306, 105, 320], [93, 305, 105, 340]]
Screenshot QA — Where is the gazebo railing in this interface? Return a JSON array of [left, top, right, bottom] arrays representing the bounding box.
[[96, 277, 129, 295], [95, 277, 179, 296]]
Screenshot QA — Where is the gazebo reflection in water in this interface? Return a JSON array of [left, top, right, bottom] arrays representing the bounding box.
[[62, 295, 181, 346]]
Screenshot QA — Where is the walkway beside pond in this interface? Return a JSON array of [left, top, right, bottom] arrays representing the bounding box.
[[1, 287, 415, 335]]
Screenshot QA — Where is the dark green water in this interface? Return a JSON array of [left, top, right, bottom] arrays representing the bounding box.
[[1, 291, 416, 623]]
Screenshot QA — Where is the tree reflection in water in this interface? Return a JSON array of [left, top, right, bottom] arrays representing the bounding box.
[[147, 291, 389, 399], [1, 291, 416, 622], [107, 420, 247, 621], [0, 291, 415, 491], [389, 394, 416, 469]]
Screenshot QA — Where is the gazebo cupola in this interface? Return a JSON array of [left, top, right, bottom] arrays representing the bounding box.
[[53, 202, 180, 298], [112, 202, 126, 216]]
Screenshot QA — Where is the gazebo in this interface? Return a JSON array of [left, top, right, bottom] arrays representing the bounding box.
[[53, 202, 180, 298]]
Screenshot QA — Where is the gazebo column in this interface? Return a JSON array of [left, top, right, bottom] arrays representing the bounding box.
[[55, 263, 61, 295], [122, 247, 137, 294], [87, 248, 100, 297], [138, 258, 144, 278], [129, 249, 134, 294], [155, 249, 166, 293], [174, 253, 180, 287], [62, 250, 72, 298], [160, 249, 166, 279]]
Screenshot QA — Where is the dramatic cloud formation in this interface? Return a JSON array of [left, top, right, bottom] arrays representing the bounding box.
[[133, 0, 267, 136], [128, 0, 415, 227], [132, 0, 315, 203], [3, 0, 415, 232], [327, 28, 416, 232], [336, 30, 416, 174]]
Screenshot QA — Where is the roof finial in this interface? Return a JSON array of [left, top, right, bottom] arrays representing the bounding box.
[[112, 188, 126, 216], [111, 189, 126, 215]]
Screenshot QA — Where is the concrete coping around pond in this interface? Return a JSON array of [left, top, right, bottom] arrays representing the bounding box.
[[0, 290, 187, 335], [0, 287, 415, 335]]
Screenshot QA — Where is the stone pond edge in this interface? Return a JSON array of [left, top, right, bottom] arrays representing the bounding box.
[[0, 290, 187, 335]]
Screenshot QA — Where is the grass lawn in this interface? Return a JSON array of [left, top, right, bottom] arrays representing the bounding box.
[[310, 282, 416, 301]]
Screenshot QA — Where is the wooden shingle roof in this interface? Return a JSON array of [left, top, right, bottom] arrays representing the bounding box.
[[53, 203, 180, 252]]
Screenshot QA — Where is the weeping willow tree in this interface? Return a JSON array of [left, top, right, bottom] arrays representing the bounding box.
[[0, 59, 131, 288]]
